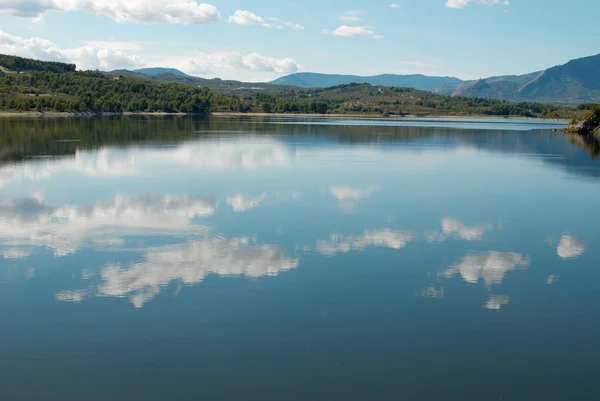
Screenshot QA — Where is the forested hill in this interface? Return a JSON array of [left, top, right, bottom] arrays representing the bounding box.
[[0, 54, 76, 74], [0, 54, 582, 118]]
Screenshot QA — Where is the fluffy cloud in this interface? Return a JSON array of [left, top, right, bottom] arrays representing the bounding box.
[[0, 195, 215, 257], [557, 235, 585, 259], [0, 29, 141, 70], [390, 4, 401, 8], [59, 237, 299, 308], [228, 10, 263, 25], [0, 28, 300, 75], [174, 51, 302, 76], [322, 26, 383, 39], [427, 218, 494, 242], [315, 229, 414, 256], [227, 194, 267, 212], [441, 251, 529, 286], [0, 1, 222, 24], [445, 0, 510, 8], [228, 10, 303, 30]]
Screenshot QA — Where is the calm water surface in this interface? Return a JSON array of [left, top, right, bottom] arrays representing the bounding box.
[[0, 116, 599, 401]]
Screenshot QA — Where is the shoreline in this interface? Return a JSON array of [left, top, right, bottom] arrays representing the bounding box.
[[0, 111, 569, 122]]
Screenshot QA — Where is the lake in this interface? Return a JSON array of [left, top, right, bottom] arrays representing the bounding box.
[[1, 116, 599, 401]]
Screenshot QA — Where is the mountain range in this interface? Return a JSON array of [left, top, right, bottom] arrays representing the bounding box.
[[268, 54, 600, 105], [269, 73, 462, 94], [104, 53, 600, 105]]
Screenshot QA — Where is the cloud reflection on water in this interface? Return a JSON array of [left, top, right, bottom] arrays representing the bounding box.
[[0, 195, 216, 256], [0, 140, 296, 189], [315, 229, 414, 256], [441, 251, 530, 286], [427, 218, 495, 242], [483, 295, 510, 310], [557, 235, 585, 259], [58, 236, 299, 308]]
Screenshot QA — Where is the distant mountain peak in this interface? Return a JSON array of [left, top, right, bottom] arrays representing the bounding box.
[[453, 53, 600, 105], [133, 67, 190, 78], [269, 72, 463, 94]]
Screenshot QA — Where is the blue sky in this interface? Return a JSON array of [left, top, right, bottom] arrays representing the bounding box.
[[0, 0, 599, 82]]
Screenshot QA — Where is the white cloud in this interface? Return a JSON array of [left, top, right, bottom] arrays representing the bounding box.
[[170, 51, 302, 76], [0, 29, 141, 70], [445, 0, 472, 8], [315, 229, 414, 256], [0, 195, 215, 257], [557, 235, 585, 259], [227, 194, 267, 212], [228, 10, 264, 25], [0, 1, 222, 24], [441, 251, 530, 286], [390, 4, 401, 8], [483, 295, 510, 310], [60, 237, 299, 308], [0, 28, 301, 75], [322, 25, 383, 40], [445, 0, 510, 8], [547, 274, 558, 285], [228, 10, 304, 30]]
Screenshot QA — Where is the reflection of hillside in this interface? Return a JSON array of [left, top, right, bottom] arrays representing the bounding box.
[[1, 115, 598, 179]]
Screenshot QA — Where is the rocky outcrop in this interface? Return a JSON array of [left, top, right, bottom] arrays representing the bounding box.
[[564, 109, 600, 137]]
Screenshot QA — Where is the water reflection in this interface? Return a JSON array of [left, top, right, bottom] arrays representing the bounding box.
[[441, 251, 530, 286], [557, 234, 586, 259], [483, 295, 511, 310], [420, 286, 445, 299], [426, 218, 495, 242], [58, 236, 299, 308], [0, 139, 296, 189], [227, 193, 267, 212], [0, 195, 215, 256], [1, 116, 599, 401], [315, 230, 414, 256]]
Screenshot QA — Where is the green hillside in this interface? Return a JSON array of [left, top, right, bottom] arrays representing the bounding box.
[[0, 54, 580, 118]]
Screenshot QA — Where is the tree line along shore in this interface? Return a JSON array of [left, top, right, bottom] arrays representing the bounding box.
[[0, 54, 595, 120]]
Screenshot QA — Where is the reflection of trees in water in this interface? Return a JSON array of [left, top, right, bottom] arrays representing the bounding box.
[[1, 115, 599, 178], [565, 132, 600, 159]]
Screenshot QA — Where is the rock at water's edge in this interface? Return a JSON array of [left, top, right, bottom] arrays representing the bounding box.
[[564, 109, 600, 137]]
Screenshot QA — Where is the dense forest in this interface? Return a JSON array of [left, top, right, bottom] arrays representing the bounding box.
[[0, 54, 585, 118], [0, 54, 76, 74]]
